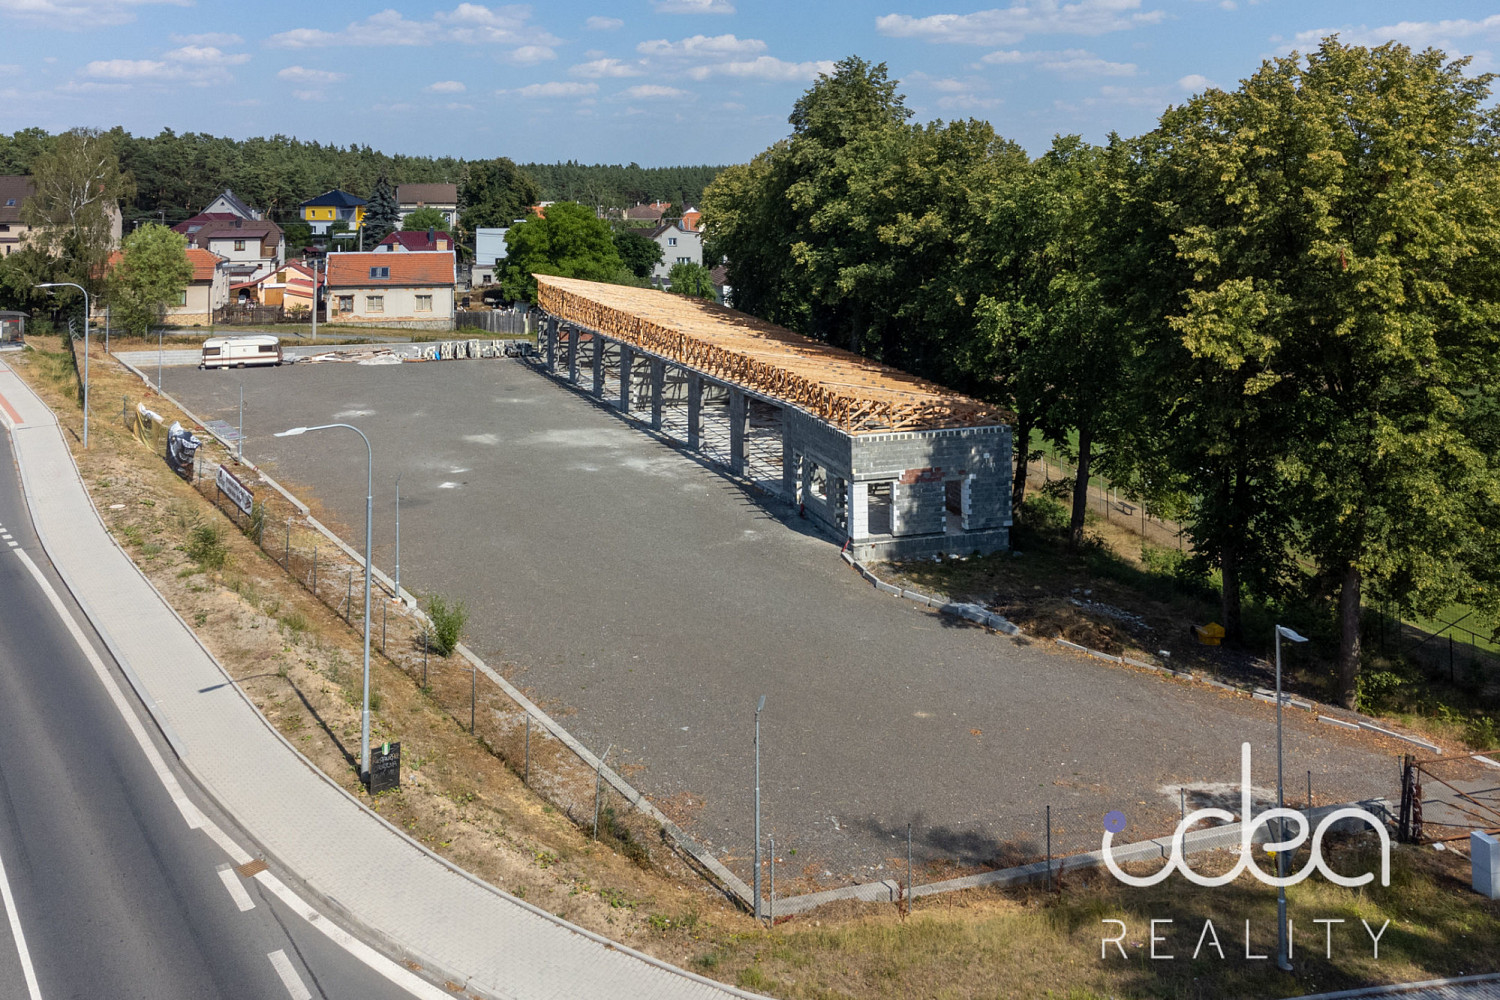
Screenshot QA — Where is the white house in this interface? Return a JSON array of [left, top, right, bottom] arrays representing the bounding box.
[[325, 251, 455, 330], [647, 220, 703, 282], [473, 227, 508, 285], [397, 183, 459, 228]]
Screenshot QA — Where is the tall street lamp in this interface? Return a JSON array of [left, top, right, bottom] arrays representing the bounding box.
[[1274, 623, 1309, 972], [394, 471, 403, 600], [276, 422, 375, 781], [36, 282, 90, 448]]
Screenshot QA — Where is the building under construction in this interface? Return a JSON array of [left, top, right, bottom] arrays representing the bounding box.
[[534, 276, 1012, 560]]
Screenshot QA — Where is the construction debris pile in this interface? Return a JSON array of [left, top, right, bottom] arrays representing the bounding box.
[[296, 340, 530, 366]]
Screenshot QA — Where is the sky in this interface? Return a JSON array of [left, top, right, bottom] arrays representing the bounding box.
[[0, 1, 1497, 166]]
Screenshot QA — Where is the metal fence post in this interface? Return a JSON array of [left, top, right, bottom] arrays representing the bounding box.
[[1046, 805, 1052, 892], [312, 545, 318, 595], [423, 636, 428, 688], [381, 600, 387, 654], [346, 573, 352, 622], [769, 835, 776, 928], [284, 518, 290, 568], [593, 745, 613, 839], [1307, 770, 1312, 809], [524, 715, 531, 784], [906, 823, 913, 918], [471, 662, 476, 734]]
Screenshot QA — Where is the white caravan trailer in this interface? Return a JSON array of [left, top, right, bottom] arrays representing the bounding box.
[[200, 335, 283, 369]]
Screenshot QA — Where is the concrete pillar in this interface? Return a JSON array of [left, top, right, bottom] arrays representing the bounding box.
[[729, 389, 746, 475], [545, 317, 557, 372], [650, 360, 665, 430], [592, 335, 606, 396], [848, 481, 869, 539], [780, 422, 796, 498], [618, 345, 633, 412], [567, 326, 579, 383], [800, 456, 813, 511], [1476, 831, 1500, 899], [687, 372, 702, 452]]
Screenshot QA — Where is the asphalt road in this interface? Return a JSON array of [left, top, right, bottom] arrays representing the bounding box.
[[0, 428, 416, 999], [170, 359, 1401, 884]]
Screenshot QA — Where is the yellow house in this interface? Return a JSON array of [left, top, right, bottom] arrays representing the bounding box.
[[298, 189, 367, 236]]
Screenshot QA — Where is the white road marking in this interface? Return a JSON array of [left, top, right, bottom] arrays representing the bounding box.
[[12, 547, 446, 998], [0, 839, 43, 1000], [216, 868, 255, 912], [14, 550, 203, 830], [267, 949, 312, 1000], [254, 870, 453, 999]]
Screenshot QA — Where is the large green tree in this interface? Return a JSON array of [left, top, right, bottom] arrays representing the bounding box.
[[499, 201, 623, 303], [401, 206, 449, 233], [22, 127, 134, 293], [1147, 38, 1500, 703], [106, 223, 194, 334], [459, 158, 541, 236], [363, 175, 399, 245], [667, 261, 715, 298], [613, 228, 663, 279]]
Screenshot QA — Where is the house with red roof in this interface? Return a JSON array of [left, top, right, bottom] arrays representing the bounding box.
[[324, 251, 455, 329], [374, 229, 453, 253], [107, 245, 230, 325]]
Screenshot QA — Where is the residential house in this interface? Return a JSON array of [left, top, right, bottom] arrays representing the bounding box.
[[108, 245, 229, 325], [473, 227, 508, 285], [325, 251, 454, 329], [201, 189, 262, 220], [0, 174, 123, 255], [710, 263, 732, 307], [647, 220, 703, 282], [171, 211, 237, 238], [374, 229, 452, 253], [255, 260, 321, 314], [623, 200, 671, 224], [187, 218, 285, 285], [396, 183, 458, 228], [299, 189, 367, 236], [680, 206, 701, 231], [0, 175, 36, 257]]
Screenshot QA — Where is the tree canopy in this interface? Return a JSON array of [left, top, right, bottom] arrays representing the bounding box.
[[106, 223, 193, 335], [401, 206, 449, 233], [613, 229, 663, 280], [458, 157, 540, 235], [500, 201, 624, 303]]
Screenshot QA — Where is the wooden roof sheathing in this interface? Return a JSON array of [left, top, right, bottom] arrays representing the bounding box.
[[535, 276, 1008, 435]]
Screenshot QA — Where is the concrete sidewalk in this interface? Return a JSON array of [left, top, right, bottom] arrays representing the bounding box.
[[0, 362, 757, 999]]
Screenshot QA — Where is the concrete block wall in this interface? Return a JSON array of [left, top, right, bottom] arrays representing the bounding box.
[[892, 480, 945, 536], [851, 425, 1012, 533]]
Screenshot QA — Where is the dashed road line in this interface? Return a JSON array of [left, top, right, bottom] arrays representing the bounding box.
[[267, 949, 313, 1000], [216, 867, 256, 913], [0, 837, 43, 1000]]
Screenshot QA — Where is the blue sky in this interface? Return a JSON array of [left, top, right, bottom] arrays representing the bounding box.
[[0, 1, 1496, 165]]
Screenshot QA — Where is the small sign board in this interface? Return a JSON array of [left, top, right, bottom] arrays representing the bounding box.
[[216, 465, 253, 516], [369, 741, 400, 794]]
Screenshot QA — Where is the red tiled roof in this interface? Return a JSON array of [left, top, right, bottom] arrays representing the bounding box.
[[377, 230, 453, 252], [325, 251, 454, 288], [106, 246, 223, 283], [0, 175, 34, 225]]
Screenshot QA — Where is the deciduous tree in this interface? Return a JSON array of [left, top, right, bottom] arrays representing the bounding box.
[[106, 223, 194, 335]]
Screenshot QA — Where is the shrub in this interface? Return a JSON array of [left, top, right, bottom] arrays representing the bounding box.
[[185, 523, 228, 569], [425, 593, 469, 657], [1020, 495, 1069, 532], [245, 501, 266, 544]]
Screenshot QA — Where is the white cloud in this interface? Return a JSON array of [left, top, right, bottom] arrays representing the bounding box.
[[82, 43, 250, 85], [512, 80, 598, 98], [1293, 15, 1500, 53], [291, 89, 325, 102], [938, 93, 1002, 110], [426, 80, 467, 92], [170, 32, 243, 46], [637, 34, 767, 59], [269, 4, 561, 49], [651, 0, 735, 12], [571, 57, 647, 78], [0, 0, 188, 29], [277, 65, 345, 84], [1176, 72, 1212, 91], [165, 45, 249, 65], [981, 47, 1135, 75], [509, 44, 556, 63], [694, 56, 836, 81], [619, 84, 689, 99], [585, 15, 623, 30], [876, 1, 1165, 46]]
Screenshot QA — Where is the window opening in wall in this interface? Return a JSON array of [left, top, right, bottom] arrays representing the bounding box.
[[366, 294, 384, 313], [337, 294, 353, 312], [811, 463, 828, 501], [415, 294, 432, 312], [945, 479, 964, 534], [868, 482, 893, 536]]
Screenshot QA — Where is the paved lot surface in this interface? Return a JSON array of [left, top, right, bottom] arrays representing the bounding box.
[[169, 358, 1401, 884]]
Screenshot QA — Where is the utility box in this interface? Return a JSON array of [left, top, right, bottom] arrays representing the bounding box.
[[1473, 830, 1499, 899]]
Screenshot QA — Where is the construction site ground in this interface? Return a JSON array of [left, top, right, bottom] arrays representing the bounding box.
[[8, 336, 1498, 1000]]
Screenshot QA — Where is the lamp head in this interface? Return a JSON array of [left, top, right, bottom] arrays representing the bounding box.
[[757, 695, 766, 713], [274, 427, 308, 438], [1276, 625, 1310, 644]]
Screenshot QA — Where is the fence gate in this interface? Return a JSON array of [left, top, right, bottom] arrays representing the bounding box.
[[1399, 750, 1500, 843]]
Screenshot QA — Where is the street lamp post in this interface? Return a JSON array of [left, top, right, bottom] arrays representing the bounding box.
[[276, 423, 375, 781], [394, 471, 403, 600], [1274, 624, 1309, 972], [754, 694, 766, 924], [36, 282, 90, 447]]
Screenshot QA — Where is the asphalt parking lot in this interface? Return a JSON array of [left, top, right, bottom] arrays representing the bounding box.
[[167, 357, 1399, 884]]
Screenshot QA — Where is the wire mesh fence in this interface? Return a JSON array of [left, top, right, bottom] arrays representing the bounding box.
[[1030, 454, 1189, 552]]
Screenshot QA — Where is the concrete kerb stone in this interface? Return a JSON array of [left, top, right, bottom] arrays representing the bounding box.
[[111, 353, 760, 910], [1281, 971, 1500, 1000], [1357, 720, 1442, 754], [775, 798, 1392, 917], [1318, 715, 1362, 732]]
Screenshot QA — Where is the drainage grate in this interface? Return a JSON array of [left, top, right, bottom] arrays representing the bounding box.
[[235, 858, 268, 878]]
